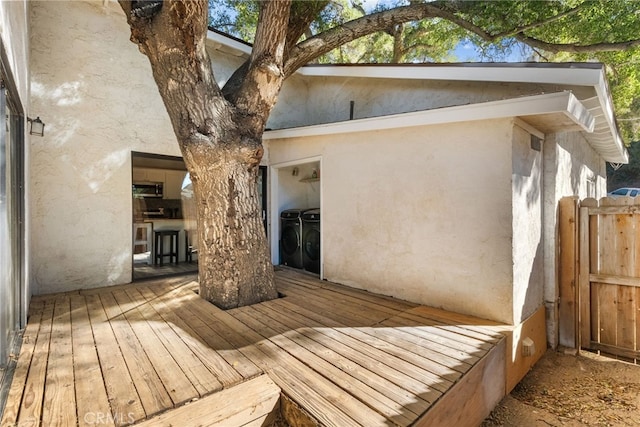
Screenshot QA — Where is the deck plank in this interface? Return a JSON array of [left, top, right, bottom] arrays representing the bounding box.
[[42, 296, 77, 426], [0, 299, 44, 426], [182, 292, 387, 426], [136, 285, 244, 386], [277, 292, 465, 386], [126, 286, 224, 396], [382, 313, 495, 351], [232, 306, 417, 426], [268, 298, 445, 401], [85, 294, 146, 425], [70, 295, 113, 427], [16, 299, 55, 427], [3, 271, 509, 427], [281, 284, 481, 363], [277, 270, 417, 311], [111, 288, 198, 406], [145, 284, 261, 382], [242, 304, 423, 424], [135, 375, 280, 427]]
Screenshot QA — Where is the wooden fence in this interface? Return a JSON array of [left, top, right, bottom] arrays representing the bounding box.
[[559, 196, 640, 361]]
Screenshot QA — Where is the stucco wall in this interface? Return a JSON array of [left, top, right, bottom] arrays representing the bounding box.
[[511, 124, 544, 324], [268, 119, 517, 324], [28, 1, 292, 294], [28, 1, 195, 293], [543, 131, 607, 347], [291, 75, 595, 129]]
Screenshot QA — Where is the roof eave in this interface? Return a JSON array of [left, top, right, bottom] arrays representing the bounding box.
[[264, 91, 626, 163]]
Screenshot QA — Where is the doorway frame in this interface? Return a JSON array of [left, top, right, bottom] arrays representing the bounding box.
[[269, 156, 323, 278], [0, 50, 27, 367]]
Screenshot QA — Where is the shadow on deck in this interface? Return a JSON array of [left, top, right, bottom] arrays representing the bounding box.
[[0, 268, 521, 427]]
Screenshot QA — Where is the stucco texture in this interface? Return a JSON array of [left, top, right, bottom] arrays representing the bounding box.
[[542, 131, 607, 347], [269, 119, 520, 324], [28, 1, 180, 293]]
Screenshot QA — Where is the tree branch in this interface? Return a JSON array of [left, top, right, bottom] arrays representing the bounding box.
[[515, 34, 640, 53], [118, 0, 232, 142], [490, 3, 586, 40], [284, 2, 489, 76], [226, 0, 291, 135]]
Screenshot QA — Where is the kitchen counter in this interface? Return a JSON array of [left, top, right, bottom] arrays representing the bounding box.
[[148, 218, 196, 229]]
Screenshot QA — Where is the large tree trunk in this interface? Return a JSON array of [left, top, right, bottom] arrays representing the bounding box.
[[120, 0, 285, 308], [184, 140, 277, 309]]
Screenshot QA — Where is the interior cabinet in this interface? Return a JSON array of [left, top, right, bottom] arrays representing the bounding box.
[[133, 167, 165, 183], [164, 170, 187, 199], [132, 168, 187, 200]]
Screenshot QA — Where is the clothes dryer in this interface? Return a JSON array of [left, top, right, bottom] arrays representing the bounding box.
[[279, 209, 306, 269], [302, 209, 321, 274]]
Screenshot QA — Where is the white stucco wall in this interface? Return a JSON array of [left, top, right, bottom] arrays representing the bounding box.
[[542, 131, 607, 347], [511, 124, 544, 324], [28, 0, 295, 294], [28, 1, 184, 293], [281, 74, 597, 130], [268, 119, 517, 324]]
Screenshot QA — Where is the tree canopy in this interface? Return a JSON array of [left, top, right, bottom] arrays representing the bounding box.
[[210, 0, 640, 142]]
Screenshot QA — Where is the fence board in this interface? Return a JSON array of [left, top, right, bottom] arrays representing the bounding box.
[[637, 287, 640, 355], [598, 199, 619, 347], [617, 286, 635, 352], [574, 197, 640, 360], [558, 197, 579, 348], [579, 200, 596, 348]]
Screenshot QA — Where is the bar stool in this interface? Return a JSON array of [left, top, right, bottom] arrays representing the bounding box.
[[154, 229, 179, 265]]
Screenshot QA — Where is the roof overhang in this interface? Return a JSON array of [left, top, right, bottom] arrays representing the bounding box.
[[206, 31, 627, 163], [294, 64, 628, 164], [206, 30, 252, 57], [264, 91, 604, 149]]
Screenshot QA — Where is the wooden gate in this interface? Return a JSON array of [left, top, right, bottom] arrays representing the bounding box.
[[559, 197, 640, 360]]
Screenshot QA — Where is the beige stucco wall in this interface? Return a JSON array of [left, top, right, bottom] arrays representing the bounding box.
[[29, 1, 183, 293], [286, 74, 596, 129], [268, 119, 519, 324], [511, 124, 544, 324], [28, 1, 285, 294], [543, 131, 607, 347]]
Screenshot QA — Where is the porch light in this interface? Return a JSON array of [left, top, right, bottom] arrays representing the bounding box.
[[28, 116, 45, 137]]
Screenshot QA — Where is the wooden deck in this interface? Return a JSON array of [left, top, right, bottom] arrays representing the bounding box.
[[0, 268, 507, 427]]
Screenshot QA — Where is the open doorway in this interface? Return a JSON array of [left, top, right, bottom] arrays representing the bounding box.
[[131, 152, 198, 280], [131, 153, 268, 281], [270, 157, 322, 277]]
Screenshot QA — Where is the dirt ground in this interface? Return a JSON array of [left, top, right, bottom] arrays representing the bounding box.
[[482, 349, 640, 426]]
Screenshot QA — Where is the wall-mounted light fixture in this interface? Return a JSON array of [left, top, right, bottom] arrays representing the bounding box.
[[27, 116, 45, 137]]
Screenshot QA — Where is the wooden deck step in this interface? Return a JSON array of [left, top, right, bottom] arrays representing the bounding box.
[[134, 375, 281, 426]]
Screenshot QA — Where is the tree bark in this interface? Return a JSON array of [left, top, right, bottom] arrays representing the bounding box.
[[120, 0, 280, 309], [186, 144, 276, 309]]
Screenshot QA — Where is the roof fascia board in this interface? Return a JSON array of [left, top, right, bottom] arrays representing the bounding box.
[[296, 64, 604, 87], [206, 30, 252, 56], [264, 91, 592, 140], [593, 73, 628, 163]]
